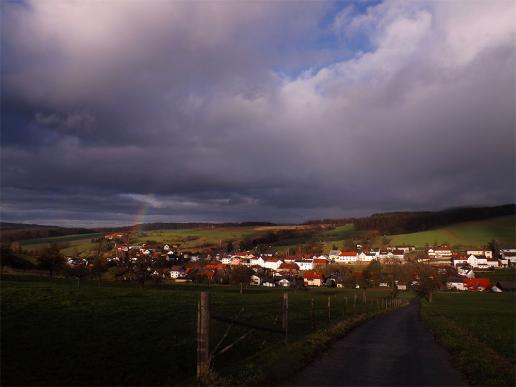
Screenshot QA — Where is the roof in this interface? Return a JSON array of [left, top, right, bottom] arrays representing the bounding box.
[[464, 278, 491, 288], [279, 262, 300, 270], [303, 271, 324, 280], [313, 258, 328, 264], [339, 251, 357, 256]]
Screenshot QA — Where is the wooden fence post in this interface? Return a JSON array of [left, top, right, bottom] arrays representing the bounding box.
[[328, 296, 331, 322], [282, 292, 288, 341], [197, 292, 210, 382], [311, 298, 315, 330]]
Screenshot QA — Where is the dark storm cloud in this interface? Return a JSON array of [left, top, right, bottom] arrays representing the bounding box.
[[1, 0, 514, 226]]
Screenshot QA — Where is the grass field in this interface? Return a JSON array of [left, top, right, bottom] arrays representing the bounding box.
[[1, 275, 409, 386], [20, 233, 101, 256], [473, 268, 516, 283], [421, 292, 516, 386], [386, 216, 515, 247]]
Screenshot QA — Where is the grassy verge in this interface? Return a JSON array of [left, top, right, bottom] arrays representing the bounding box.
[[421, 292, 515, 386]]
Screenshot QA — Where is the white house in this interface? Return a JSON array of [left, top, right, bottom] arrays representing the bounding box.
[[457, 266, 475, 278], [250, 257, 265, 267], [221, 256, 232, 265], [250, 274, 262, 286], [447, 278, 466, 291], [264, 258, 283, 270], [329, 250, 341, 261], [169, 266, 184, 279], [467, 254, 488, 269], [277, 278, 291, 287], [501, 251, 516, 265], [358, 251, 375, 262], [428, 246, 452, 259], [467, 250, 493, 259], [336, 251, 358, 264], [294, 259, 314, 271]]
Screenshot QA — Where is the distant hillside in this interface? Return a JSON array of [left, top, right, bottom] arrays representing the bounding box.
[[386, 215, 515, 248], [0, 223, 94, 243], [353, 204, 514, 235]]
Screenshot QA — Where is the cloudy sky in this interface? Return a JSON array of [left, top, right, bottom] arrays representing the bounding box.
[[1, 0, 515, 226]]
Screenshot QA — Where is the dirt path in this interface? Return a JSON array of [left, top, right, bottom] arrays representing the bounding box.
[[290, 300, 466, 386]]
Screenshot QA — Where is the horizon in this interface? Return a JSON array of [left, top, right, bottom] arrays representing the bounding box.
[[2, 203, 514, 229], [1, 0, 515, 226]]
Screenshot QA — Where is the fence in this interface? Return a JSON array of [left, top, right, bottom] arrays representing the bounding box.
[[196, 290, 409, 382]]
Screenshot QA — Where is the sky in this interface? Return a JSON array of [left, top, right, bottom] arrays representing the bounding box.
[[1, 0, 515, 227]]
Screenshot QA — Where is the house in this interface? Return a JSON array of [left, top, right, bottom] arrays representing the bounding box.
[[457, 265, 475, 278], [394, 246, 416, 253], [250, 274, 262, 286], [169, 266, 185, 279], [277, 278, 292, 287], [221, 256, 232, 265], [390, 249, 405, 260], [467, 254, 488, 269], [264, 258, 283, 270], [313, 258, 328, 269], [464, 278, 491, 291], [250, 257, 265, 267], [428, 246, 452, 259], [485, 259, 499, 268], [278, 262, 300, 273], [294, 259, 314, 271], [498, 258, 509, 268], [396, 283, 407, 290], [358, 251, 375, 262], [329, 250, 341, 261], [262, 281, 275, 287], [467, 250, 493, 258], [452, 255, 468, 267], [446, 278, 466, 291], [501, 251, 516, 265], [303, 271, 324, 287], [336, 251, 358, 264]]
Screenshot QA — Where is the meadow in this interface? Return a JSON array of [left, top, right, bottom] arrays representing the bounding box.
[[386, 215, 515, 247], [421, 291, 516, 386], [1, 275, 407, 386]]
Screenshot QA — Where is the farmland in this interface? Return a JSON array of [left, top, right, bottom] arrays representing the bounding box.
[[1, 275, 408, 386], [386, 215, 515, 247], [421, 292, 516, 386]]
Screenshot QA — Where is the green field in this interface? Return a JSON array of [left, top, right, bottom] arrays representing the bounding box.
[[20, 233, 101, 256], [1, 275, 408, 386], [386, 216, 515, 247], [421, 292, 516, 386]]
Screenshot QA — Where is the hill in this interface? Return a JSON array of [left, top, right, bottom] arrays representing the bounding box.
[[386, 215, 515, 247]]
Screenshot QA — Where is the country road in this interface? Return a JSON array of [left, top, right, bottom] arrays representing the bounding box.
[[290, 300, 466, 386]]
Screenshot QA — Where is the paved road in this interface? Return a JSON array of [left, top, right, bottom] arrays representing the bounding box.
[[290, 300, 466, 386]]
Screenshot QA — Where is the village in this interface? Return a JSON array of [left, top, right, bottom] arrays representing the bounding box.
[[63, 233, 516, 292]]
